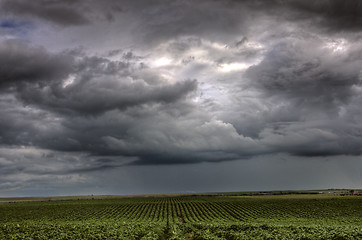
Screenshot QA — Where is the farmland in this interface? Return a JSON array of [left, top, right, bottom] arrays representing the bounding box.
[[0, 194, 362, 239]]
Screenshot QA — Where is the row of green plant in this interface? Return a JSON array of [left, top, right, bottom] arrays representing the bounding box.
[[1, 221, 361, 240], [0, 196, 361, 239]]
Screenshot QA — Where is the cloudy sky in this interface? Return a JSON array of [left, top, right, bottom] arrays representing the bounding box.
[[1, 0, 362, 197]]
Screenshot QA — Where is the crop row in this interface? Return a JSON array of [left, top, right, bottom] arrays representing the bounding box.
[[1, 197, 362, 239], [1, 197, 362, 225], [1, 221, 362, 239]]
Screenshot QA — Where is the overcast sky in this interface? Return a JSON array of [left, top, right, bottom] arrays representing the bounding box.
[[1, 0, 362, 197]]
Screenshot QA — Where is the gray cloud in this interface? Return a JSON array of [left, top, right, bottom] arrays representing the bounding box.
[[285, 0, 362, 32], [234, 0, 362, 33], [133, 0, 247, 46], [246, 39, 362, 117], [260, 121, 362, 157], [0, 0, 123, 26], [0, 0, 90, 26], [102, 119, 262, 164], [1, 0, 362, 195], [14, 54, 198, 115], [0, 40, 73, 89]]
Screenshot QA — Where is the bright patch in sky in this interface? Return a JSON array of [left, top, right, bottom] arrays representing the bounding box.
[[152, 57, 172, 67], [218, 63, 248, 72], [324, 38, 348, 53], [63, 75, 75, 88]]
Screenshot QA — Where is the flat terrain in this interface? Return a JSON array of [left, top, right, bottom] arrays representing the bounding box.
[[0, 193, 361, 239]]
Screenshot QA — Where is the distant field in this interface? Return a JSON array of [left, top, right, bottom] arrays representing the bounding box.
[[0, 193, 361, 239], [0, 189, 355, 203]]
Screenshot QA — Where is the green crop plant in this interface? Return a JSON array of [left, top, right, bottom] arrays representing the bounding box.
[[0, 196, 361, 239]]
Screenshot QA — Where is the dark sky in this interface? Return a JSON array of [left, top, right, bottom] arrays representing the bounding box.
[[1, 0, 362, 196]]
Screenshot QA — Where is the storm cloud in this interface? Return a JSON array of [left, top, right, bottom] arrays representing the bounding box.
[[0, 0, 124, 26], [1, 0, 362, 196], [0, 40, 73, 88]]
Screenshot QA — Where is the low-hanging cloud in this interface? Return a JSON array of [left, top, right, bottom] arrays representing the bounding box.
[[246, 39, 362, 117], [2, 0, 362, 195], [0, 0, 123, 26], [0, 40, 73, 89]]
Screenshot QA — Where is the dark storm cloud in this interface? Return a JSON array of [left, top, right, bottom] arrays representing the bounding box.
[[0, 93, 68, 149], [0, 0, 124, 27], [0, 40, 73, 89], [234, 0, 362, 33], [0, 143, 132, 180], [245, 40, 362, 115], [3, 0, 362, 196], [15, 54, 198, 115], [133, 0, 246, 45], [285, 0, 362, 32], [260, 121, 362, 157], [100, 115, 263, 164], [243, 34, 362, 157], [0, 46, 200, 164], [0, 39, 197, 116], [0, 0, 90, 26]]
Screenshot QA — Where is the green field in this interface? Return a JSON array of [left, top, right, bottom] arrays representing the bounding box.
[[0, 194, 362, 239]]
